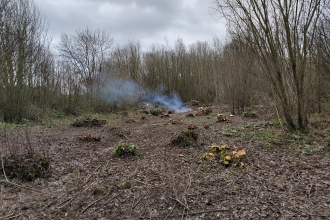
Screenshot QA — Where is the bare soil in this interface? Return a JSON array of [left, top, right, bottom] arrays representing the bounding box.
[[1, 105, 330, 219]]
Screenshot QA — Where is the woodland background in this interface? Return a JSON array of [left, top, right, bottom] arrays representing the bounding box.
[[1, 0, 330, 130]]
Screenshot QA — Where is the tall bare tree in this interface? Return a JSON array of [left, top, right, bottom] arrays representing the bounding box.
[[213, 0, 326, 130], [109, 41, 142, 80], [220, 40, 258, 114], [57, 28, 114, 91]]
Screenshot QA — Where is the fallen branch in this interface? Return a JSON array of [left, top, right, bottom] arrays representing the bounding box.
[[153, 208, 231, 219], [91, 194, 120, 214], [169, 196, 189, 210], [185, 208, 231, 215], [8, 193, 21, 214], [131, 188, 149, 209], [81, 192, 110, 214], [42, 193, 67, 210], [56, 195, 77, 210], [0, 214, 22, 220], [164, 203, 176, 220], [84, 164, 102, 183]]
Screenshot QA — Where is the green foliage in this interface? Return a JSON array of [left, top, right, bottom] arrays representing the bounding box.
[[0, 122, 5, 131], [117, 181, 131, 189], [113, 142, 142, 157], [55, 109, 67, 118], [244, 128, 282, 147], [239, 122, 286, 147], [149, 109, 162, 116], [223, 129, 240, 137], [272, 118, 282, 127], [297, 144, 325, 154], [93, 187, 106, 195], [0, 122, 13, 132]]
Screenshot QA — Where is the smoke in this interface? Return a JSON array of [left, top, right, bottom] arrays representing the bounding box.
[[98, 78, 143, 105], [98, 77, 191, 112], [143, 92, 190, 113]]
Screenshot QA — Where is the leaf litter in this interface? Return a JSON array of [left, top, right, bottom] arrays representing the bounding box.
[[0, 105, 330, 219]]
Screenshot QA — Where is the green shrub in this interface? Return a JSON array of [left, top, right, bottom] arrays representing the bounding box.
[[150, 109, 162, 116], [113, 142, 142, 157]]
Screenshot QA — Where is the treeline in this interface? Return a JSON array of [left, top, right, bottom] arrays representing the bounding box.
[[0, 0, 55, 122], [1, 0, 330, 129], [214, 0, 330, 130]]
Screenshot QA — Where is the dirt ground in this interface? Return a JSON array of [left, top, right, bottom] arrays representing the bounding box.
[[1, 104, 330, 219]]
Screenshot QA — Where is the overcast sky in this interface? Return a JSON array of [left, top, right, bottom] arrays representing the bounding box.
[[33, 0, 227, 51]]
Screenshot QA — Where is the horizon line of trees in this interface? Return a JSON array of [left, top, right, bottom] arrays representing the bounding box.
[[1, 0, 330, 131]]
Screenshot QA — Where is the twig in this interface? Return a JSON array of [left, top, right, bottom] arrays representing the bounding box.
[[2, 154, 11, 183], [91, 194, 120, 214], [307, 183, 315, 198], [181, 170, 192, 210], [154, 208, 231, 219], [8, 192, 21, 213], [24, 128, 34, 156], [269, 100, 282, 125], [84, 164, 101, 183], [181, 207, 186, 220], [131, 189, 149, 209], [42, 193, 67, 210], [164, 203, 176, 220], [185, 208, 231, 215], [0, 214, 22, 220], [56, 196, 76, 210], [55, 181, 97, 211], [81, 192, 110, 214], [169, 196, 189, 210]]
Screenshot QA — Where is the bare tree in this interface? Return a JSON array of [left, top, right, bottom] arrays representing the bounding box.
[[0, 0, 51, 122], [213, 0, 326, 130], [109, 41, 142, 80], [317, 4, 330, 60], [311, 6, 330, 113], [57, 28, 114, 91], [220, 40, 258, 114]]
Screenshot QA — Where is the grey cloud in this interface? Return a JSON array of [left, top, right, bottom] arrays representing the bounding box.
[[34, 0, 226, 50]]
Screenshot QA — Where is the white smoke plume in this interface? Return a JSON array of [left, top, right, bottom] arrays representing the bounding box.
[[98, 77, 191, 112]]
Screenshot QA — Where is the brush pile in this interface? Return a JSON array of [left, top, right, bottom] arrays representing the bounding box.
[[170, 130, 198, 147], [2, 154, 50, 181]]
